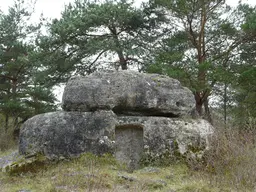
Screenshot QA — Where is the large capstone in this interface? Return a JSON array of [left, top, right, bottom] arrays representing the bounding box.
[[62, 71, 195, 117]]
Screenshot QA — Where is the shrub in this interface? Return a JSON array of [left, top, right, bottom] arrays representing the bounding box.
[[0, 129, 17, 152], [203, 126, 256, 190]]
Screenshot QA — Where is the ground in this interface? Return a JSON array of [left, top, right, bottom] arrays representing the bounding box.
[[0, 150, 245, 192]]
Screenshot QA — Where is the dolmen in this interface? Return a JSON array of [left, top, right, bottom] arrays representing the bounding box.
[[19, 71, 214, 170]]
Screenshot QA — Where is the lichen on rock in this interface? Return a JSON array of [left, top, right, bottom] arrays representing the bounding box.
[[18, 70, 214, 170]]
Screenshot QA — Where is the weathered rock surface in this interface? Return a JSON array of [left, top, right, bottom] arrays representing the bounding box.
[[62, 71, 195, 117], [19, 110, 214, 164], [16, 70, 214, 171], [0, 151, 21, 171], [117, 116, 214, 161], [19, 111, 117, 159]]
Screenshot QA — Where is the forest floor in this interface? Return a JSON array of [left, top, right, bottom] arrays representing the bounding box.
[[0, 150, 251, 192]]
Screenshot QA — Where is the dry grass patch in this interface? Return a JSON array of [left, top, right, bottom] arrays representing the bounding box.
[[0, 127, 17, 152], [203, 127, 256, 191], [0, 152, 232, 192]]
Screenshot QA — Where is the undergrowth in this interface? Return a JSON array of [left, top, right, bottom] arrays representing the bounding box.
[[0, 152, 235, 192], [0, 116, 18, 152], [202, 126, 256, 191]]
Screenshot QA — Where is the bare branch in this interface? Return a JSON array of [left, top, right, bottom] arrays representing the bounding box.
[[88, 49, 108, 69], [0, 74, 17, 81]]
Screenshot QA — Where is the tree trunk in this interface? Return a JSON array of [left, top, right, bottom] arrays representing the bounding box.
[[5, 115, 9, 133], [109, 26, 128, 70], [223, 82, 227, 126], [117, 51, 128, 70], [204, 98, 213, 124], [195, 91, 213, 124], [195, 93, 203, 116], [11, 79, 17, 100]]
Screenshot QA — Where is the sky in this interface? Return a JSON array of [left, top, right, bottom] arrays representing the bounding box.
[[0, 0, 256, 22], [0, 0, 148, 21], [0, 0, 255, 102]]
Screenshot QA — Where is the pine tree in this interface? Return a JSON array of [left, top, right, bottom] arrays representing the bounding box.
[[0, 0, 57, 132], [232, 3, 256, 128], [146, 0, 253, 123], [37, 0, 163, 78]]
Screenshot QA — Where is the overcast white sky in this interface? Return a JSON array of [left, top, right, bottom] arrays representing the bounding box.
[[0, 0, 256, 22]]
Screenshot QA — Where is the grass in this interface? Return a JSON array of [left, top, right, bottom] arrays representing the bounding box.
[[202, 127, 256, 191], [0, 152, 248, 192]]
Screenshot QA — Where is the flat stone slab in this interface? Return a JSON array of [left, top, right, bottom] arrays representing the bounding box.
[[19, 111, 214, 165], [19, 111, 117, 159], [62, 71, 195, 117], [0, 151, 21, 171]]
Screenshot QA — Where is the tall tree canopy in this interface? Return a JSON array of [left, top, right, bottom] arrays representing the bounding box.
[[0, 0, 57, 131], [145, 0, 255, 123], [37, 0, 163, 81], [231, 3, 256, 127]]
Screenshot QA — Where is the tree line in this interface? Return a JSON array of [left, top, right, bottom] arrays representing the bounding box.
[[0, 0, 255, 133]]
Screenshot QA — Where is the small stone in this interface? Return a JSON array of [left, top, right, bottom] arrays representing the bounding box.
[[147, 179, 167, 189], [165, 173, 175, 180], [139, 167, 161, 173], [154, 179, 167, 186], [117, 173, 137, 182], [164, 189, 176, 192]]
